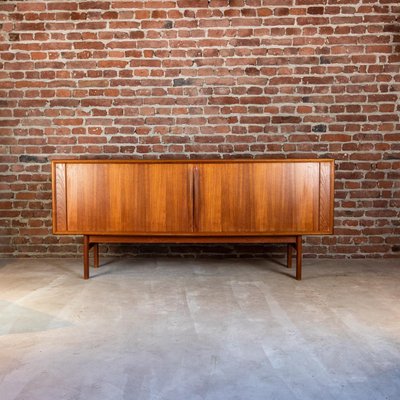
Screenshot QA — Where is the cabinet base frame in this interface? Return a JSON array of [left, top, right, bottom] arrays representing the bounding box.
[[82, 235, 303, 281]]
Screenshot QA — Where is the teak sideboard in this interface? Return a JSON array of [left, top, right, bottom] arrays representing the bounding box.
[[52, 159, 335, 280]]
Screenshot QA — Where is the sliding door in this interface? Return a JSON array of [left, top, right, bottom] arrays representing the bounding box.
[[196, 162, 324, 234], [55, 162, 193, 234]]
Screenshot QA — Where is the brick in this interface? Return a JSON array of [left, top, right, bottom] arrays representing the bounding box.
[[79, 2, 111, 10], [272, 116, 302, 124], [307, 7, 324, 15], [177, 0, 208, 7]]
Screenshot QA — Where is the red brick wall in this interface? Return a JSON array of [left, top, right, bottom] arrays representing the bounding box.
[[1, 0, 399, 259]]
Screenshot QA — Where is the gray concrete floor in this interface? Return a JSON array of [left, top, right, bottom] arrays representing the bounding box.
[[0, 257, 399, 400]]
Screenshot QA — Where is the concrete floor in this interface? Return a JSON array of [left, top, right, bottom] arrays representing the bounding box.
[[0, 257, 399, 400]]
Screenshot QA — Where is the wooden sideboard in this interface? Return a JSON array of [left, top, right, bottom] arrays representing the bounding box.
[[52, 159, 334, 280]]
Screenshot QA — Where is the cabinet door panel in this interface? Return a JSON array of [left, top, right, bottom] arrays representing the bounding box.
[[197, 162, 321, 234], [66, 163, 193, 234]]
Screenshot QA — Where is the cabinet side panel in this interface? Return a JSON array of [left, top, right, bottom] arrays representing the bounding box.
[[319, 161, 334, 233], [53, 163, 67, 233]]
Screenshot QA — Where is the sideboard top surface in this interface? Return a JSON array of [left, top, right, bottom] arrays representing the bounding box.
[[51, 158, 334, 165]]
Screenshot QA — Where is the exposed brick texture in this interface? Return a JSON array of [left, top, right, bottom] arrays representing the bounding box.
[[1, 0, 399, 260]]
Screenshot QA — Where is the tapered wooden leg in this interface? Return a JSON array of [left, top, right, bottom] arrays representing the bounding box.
[[287, 244, 293, 268], [83, 235, 90, 280], [296, 235, 302, 281], [93, 243, 99, 268]]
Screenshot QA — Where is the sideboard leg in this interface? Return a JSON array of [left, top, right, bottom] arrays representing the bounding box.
[[287, 244, 293, 268], [83, 235, 89, 280], [296, 236, 302, 281], [93, 243, 99, 268]]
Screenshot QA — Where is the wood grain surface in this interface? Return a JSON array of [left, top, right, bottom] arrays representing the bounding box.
[[65, 163, 193, 233], [52, 163, 67, 232], [197, 162, 321, 234], [52, 159, 334, 236]]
